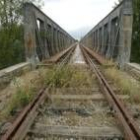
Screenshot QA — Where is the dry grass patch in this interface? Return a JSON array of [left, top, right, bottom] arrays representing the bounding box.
[[0, 68, 47, 122], [45, 65, 94, 88], [105, 59, 115, 67], [0, 65, 94, 122], [0, 86, 34, 121], [104, 67, 140, 103]]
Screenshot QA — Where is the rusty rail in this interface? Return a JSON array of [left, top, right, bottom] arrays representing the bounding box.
[[1, 88, 47, 140], [1, 45, 75, 140], [81, 46, 140, 140], [57, 45, 76, 69], [43, 43, 77, 64]]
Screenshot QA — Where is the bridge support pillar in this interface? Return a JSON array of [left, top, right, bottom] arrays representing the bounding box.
[[118, 0, 133, 67], [23, 3, 75, 66], [81, 0, 133, 67], [24, 4, 39, 67]]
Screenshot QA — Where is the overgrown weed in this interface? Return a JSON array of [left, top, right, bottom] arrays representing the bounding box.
[[45, 65, 93, 88], [104, 67, 140, 103], [0, 65, 94, 121], [0, 69, 46, 121], [0, 85, 34, 121]]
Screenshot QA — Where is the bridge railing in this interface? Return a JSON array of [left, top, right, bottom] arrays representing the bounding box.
[[23, 3, 75, 66], [81, 0, 133, 67]]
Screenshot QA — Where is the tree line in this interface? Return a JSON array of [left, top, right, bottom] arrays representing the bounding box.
[[0, 0, 139, 69], [131, 0, 140, 63], [0, 0, 43, 69]]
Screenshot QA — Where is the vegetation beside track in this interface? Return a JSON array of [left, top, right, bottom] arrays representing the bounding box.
[[0, 0, 43, 70], [0, 65, 94, 123], [104, 67, 140, 103], [45, 65, 94, 88], [0, 68, 46, 122], [131, 0, 140, 63]]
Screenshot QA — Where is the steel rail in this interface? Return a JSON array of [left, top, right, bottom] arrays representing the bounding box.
[[1, 45, 75, 140], [57, 45, 76, 69], [81, 46, 140, 140], [1, 88, 47, 140]]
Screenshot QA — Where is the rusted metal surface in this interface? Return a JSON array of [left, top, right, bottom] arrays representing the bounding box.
[[57, 45, 76, 69], [1, 45, 75, 140], [81, 46, 140, 140], [1, 88, 46, 140], [43, 43, 76, 64], [82, 45, 109, 66]]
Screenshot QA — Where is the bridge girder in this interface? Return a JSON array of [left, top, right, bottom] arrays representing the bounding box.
[[81, 0, 133, 67], [23, 3, 75, 66]]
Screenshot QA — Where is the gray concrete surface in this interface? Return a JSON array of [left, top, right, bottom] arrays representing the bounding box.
[[70, 44, 85, 64], [81, 0, 133, 67]]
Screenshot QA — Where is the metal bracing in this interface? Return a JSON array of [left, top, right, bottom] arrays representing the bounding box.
[[81, 0, 133, 67], [23, 3, 75, 66]]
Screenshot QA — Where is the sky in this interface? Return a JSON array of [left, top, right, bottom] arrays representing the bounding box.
[[42, 0, 118, 39]]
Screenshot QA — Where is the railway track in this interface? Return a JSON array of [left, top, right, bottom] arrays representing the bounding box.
[[81, 45, 140, 140], [0, 44, 76, 140], [1, 43, 140, 140]]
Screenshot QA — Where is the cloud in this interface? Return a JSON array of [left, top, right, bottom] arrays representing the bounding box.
[[42, 0, 118, 39], [69, 26, 92, 40]]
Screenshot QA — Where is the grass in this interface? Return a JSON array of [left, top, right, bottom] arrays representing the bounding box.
[[105, 59, 115, 67], [104, 67, 140, 103], [45, 66, 74, 88], [0, 83, 35, 121], [0, 68, 47, 122], [44, 65, 94, 88], [0, 65, 94, 122]]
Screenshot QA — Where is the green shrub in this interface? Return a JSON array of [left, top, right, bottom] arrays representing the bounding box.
[[0, 24, 25, 69]]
